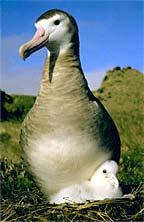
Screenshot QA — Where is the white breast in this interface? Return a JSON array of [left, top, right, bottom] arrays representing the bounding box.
[[27, 127, 109, 195]]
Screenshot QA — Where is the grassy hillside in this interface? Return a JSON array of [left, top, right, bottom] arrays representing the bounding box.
[[0, 92, 35, 162], [1, 67, 144, 221], [94, 67, 144, 184], [1, 91, 35, 121]]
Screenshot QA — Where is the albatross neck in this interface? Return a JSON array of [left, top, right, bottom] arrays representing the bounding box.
[[38, 47, 90, 99]]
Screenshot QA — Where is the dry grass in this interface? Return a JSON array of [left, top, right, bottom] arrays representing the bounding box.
[[1, 182, 143, 222], [1, 159, 143, 222]]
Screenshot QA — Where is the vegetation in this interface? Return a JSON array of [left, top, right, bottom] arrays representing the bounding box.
[[1, 67, 144, 221], [0, 91, 35, 162], [1, 90, 35, 121], [94, 67, 144, 185]]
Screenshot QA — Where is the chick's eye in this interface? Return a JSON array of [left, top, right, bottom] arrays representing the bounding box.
[[54, 20, 60, 25], [103, 169, 107, 174]]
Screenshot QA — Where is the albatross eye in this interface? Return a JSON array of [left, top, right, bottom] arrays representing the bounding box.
[[103, 169, 107, 174], [54, 20, 60, 25]]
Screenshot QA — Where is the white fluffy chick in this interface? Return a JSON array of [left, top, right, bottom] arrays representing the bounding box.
[[50, 183, 93, 204], [90, 160, 123, 200], [50, 160, 122, 204]]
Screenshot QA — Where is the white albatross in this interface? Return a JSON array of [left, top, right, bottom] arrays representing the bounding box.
[[50, 160, 123, 204]]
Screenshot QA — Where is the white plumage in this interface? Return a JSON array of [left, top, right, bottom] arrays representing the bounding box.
[[50, 160, 123, 204]]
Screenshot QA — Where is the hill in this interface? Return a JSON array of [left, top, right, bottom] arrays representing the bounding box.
[[94, 66, 144, 184], [0, 92, 36, 161], [0, 90, 35, 121]]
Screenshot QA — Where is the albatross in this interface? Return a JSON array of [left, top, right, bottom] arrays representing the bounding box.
[[19, 9, 121, 203], [50, 160, 123, 204]]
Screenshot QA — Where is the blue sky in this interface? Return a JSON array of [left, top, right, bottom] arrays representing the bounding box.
[[1, 0, 143, 95]]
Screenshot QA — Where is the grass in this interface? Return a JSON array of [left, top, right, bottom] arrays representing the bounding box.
[[0, 121, 21, 162], [1, 67, 144, 221], [1, 159, 143, 222], [2, 195, 143, 222], [4, 94, 35, 121], [94, 67, 144, 185]]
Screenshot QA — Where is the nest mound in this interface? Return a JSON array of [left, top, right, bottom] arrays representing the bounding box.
[[1, 159, 144, 222], [2, 185, 143, 222]]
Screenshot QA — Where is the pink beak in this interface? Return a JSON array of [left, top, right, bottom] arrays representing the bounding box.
[[106, 173, 119, 189], [19, 26, 49, 60]]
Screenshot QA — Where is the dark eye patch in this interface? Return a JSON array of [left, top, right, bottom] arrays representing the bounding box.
[[54, 20, 60, 25], [103, 169, 107, 174]]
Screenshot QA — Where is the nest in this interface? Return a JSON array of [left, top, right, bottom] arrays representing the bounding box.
[[1, 159, 144, 222], [2, 185, 143, 222]]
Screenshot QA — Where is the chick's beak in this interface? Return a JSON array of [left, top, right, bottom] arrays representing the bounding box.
[[106, 173, 119, 189], [19, 26, 49, 60]]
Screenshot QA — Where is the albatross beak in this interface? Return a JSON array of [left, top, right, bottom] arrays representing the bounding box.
[[106, 173, 119, 189], [19, 26, 49, 60]]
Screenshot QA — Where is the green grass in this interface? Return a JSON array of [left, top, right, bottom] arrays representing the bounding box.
[[1, 93, 35, 162], [0, 121, 22, 162], [2, 93, 35, 121], [94, 67, 144, 185], [1, 67, 144, 221]]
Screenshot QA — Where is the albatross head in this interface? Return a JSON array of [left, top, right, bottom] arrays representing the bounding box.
[[19, 9, 79, 60], [91, 160, 119, 189]]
